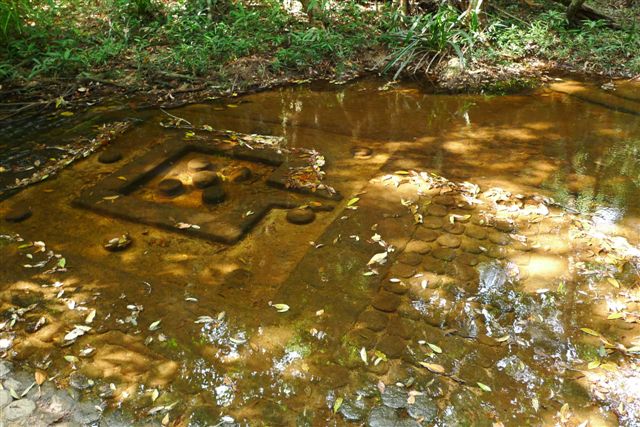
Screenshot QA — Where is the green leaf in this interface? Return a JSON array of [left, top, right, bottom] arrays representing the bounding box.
[[477, 382, 492, 392], [272, 303, 290, 313], [427, 343, 442, 354], [580, 327, 600, 337], [333, 397, 343, 414], [57, 258, 66, 268]]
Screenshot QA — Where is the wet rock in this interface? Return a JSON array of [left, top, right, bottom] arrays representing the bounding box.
[[0, 361, 12, 379], [229, 167, 252, 182], [398, 252, 422, 266], [351, 146, 373, 160], [415, 228, 438, 242], [461, 239, 483, 254], [202, 186, 226, 204], [157, 178, 184, 197], [187, 157, 211, 172], [465, 226, 487, 240], [404, 240, 431, 255], [0, 389, 12, 408], [359, 309, 389, 332], [5, 205, 32, 223], [376, 334, 406, 358], [443, 222, 465, 235], [39, 390, 76, 418], [381, 385, 408, 409], [192, 171, 220, 188], [367, 406, 418, 427], [436, 234, 461, 249], [98, 150, 122, 164], [389, 263, 416, 279], [426, 204, 448, 217], [339, 398, 367, 421], [487, 246, 507, 259], [372, 292, 401, 313], [488, 232, 510, 246], [432, 248, 456, 261], [72, 401, 101, 425], [69, 372, 93, 390], [97, 383, 115, 399], [349, 328, 378, 348], [458, 253, 479, 266], [407, 395, 437, 421], [387, 317, 411, 339], [433, 195, 456, 207], [286, 208, 316, 225], [494, 219, 516, 233], [4, 398, 36, 421], [103, 234, 132, 252], [384, 281, 409, 295], [422, 257, 448, 275], [422, 216, 443, 230]]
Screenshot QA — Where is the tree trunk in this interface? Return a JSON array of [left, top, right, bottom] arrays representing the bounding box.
[[567, 0, 587, 25]]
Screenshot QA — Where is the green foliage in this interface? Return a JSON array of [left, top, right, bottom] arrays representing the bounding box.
[[382, 6, 478, 79]]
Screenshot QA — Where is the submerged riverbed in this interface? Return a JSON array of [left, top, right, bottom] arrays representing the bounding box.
[[1, 77, 640, 426]]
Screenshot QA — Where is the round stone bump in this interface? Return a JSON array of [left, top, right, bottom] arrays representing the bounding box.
[[405, 240, 431, 255], [192, 171, 220, 188], [4, 206, 31, 223], [286, 208, 316, 225], [436, 234, 461, 249], [494, 219, 516, 233], [488, 232, 510, 246], [376, 334, 406, 358], [358, 309, 389, 332], [432, 248, 457, 261], [229, 167, 252, 183], [465, 226, 487, 240], [351, 146, 373, 159], [398, 252, 423, 266], [381, 386, 408, 409], [98, 150, 122, 164], [202, 186, 226, 205], [427, 204, 448, 217], [158, 178, 184, 197], [423, 216, 443, 230], [416, 228, 439, 242], [372, 292, 401, 313], [389, 263, 416, 278], [433, 195, 456, 206], [188, 157, 211, 172], [407, 395, 438, 422], [443, 222, 465, 235]]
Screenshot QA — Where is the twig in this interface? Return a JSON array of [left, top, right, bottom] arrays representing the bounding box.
[[160, 108, 193, 127]]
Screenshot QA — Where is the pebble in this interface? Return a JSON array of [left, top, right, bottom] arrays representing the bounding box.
[[351, 146, 373, 160], [103, 234, 132, 252], [187, 157, 212, 172], [339, 398, 367, 421], [192, 171, 220, 188], [98, 150, 122, 164], [387, 317, 411, 339], [202, 186, 226, 204], [372, 292, 401, 313], [458, 253, 479, 266], [433, 195, 456, 206], [157, 178, 184, 197], [4, 206, 32, 223], [72, 401, 102, 425], [494, 219, 516, 233], [0, 361, 12, 378], [286, 208, 316, 225], [69, 372, 93, 390], [461, 239, 484, 254], [4, 398, 36, 421]]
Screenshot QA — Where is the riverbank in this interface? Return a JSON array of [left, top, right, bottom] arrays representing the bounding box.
[[1, 0, 639, 123]]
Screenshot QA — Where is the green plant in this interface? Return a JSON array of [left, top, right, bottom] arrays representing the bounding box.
[[382, 6, 477, 79]]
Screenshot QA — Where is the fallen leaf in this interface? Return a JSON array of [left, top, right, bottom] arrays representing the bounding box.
[[477, 382, 492, 392], [418, 362, 445, 374]]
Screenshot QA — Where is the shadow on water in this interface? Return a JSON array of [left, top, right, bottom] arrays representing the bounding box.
[[0, 76, 640, 425]]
